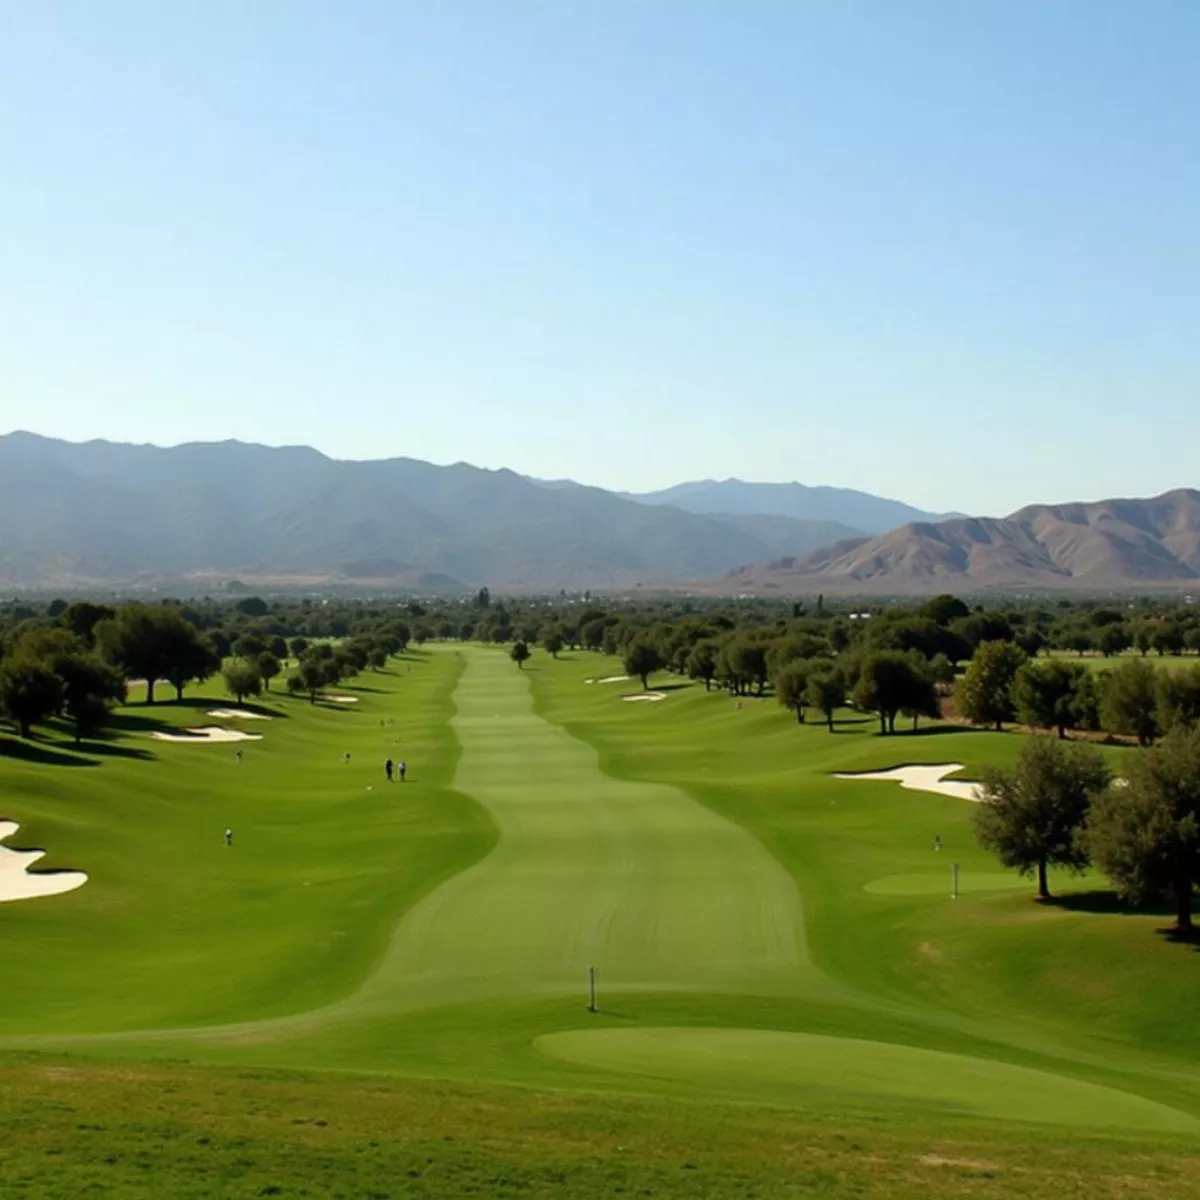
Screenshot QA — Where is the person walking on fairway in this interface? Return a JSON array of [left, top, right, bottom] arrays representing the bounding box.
[[385, 758, 394, 783], [399, 760, 407, 783], [224, 828, 233, 847]]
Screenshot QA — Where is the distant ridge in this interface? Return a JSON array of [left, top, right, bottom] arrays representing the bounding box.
[[622, 477, 958, 534], [709, 489, 1200, 594], [0, 432, 873, 591]]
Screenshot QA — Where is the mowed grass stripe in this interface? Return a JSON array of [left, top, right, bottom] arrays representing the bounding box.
[[351, 647, 807, 1012]]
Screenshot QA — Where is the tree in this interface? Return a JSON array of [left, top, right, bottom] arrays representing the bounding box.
[[721, 636, 770, 696], [543, 631, 564, 659], [60, 601, 115, 648], [929, 652, 956, 688], [257, 652, 282, 690], [685, 639, 720, 691], [974, 736, 1111, 900], [0, 658, 63, 738], [1013, 659, 1087, 739], [1157, 666, 1200, 733], [921, 594, 970, 626], [233, 633, 266, 659], [623, 637, 664, 691], [1101, 659, 1159, 745], [1152, 622, 1186, 656], [900, 665, 941, 731], [164, 636, 220, 702], [1085, 727, 1200, 933], [56, 654, 126, 744], [1097, 624, 1132, 657], [367, 647, 388, 670], [223, 662, 262, 706], [955, 641, 1027, 731], [289, 637, 310, 659], [291, 658, 326, 703], [775, 659, 814, 723], [510, 641, 531, 669], [806, 669, 846, 732], [474, 587, 491, 608], [852, 650, 927, 735], [235, 597, 269, 617], [95, 604, 207, 705]]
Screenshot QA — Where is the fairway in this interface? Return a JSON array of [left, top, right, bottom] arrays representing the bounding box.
[[348, 648, 806, 1013]]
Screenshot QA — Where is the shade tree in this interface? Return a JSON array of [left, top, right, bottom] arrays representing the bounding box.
[[974, 736, 1111, 900], [1085, 727, 1200, 933]]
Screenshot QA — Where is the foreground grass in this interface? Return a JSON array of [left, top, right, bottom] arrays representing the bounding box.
[[3, 1057, 1199, 1200]]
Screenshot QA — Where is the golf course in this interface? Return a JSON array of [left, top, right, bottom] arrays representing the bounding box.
[[2, 644, 1200, 1198]]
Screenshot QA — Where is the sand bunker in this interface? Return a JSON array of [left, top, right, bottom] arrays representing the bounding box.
[[622, 692, 667, 703], [834, 764, 982, 802], [0, 820, 88, 904], [596, 675, 630, 684], [150, 726, 263, 743], [206, 709, 271, 720], [325, 695, 359, 704]]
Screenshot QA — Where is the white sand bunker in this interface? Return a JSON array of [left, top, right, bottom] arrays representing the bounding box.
[[207, 709, 271, 720], [151, 726, 263, 743], [622, 692, 667, 703], [595, 675, 630, 684], [835, 763, 982, 802], [0, 820, 87, 903], [325, 695, 359, 704]]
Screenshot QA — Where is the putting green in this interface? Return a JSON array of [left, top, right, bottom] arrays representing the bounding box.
[[865, 871, 1030, 896], [536, 1028, 1199, 1132], [349, 649, 807, 1013]]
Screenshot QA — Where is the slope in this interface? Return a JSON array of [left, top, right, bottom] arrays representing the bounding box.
[[0, 433, 861, 590], [710, 488, 1200, 593]]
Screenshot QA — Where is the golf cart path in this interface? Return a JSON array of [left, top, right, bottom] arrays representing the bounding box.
[[349, 648, 808, 1012]]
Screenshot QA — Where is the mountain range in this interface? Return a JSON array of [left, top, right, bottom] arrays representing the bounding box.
[[717, 490, 1200, 594], [0, 433, 873, 591], [7, 432, 1193, 594]]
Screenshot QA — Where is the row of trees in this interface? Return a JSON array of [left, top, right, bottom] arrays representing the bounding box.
[[0, 601, 418, 742], [954, 644, 1200, 745], [975, 732, 1200, 933]]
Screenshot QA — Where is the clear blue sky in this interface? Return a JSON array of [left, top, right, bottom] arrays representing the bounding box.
[[1, 1, 1196, 515]]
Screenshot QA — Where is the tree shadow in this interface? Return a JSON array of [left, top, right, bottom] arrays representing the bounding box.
[[1156, 926, 1200, 951], [0, 736, 99, 767], [1044, 890, 1177, 918], [891, 724, 977, 738], [107, 711, 178, 735], [651, 682, 693, 693], [151, 697, 288, 719]]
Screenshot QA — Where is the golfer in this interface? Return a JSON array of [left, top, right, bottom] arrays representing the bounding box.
[[225, 828, 233, 847], [385, 758, 394, 783], [398, 760, 407, 783]]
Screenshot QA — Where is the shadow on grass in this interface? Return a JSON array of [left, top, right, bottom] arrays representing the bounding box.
[[1157, 926, 1200, 951], [1045, 890, 1178, 918], [0, 736, 98, 767], [650, 682, 693, 693]]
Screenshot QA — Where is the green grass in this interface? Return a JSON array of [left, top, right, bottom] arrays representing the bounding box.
[[1044, 649, 1200, 671], [3, 645, 1200, 1195]]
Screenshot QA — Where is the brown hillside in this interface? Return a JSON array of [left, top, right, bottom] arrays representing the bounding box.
[[705, 489, 1200, 594]]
